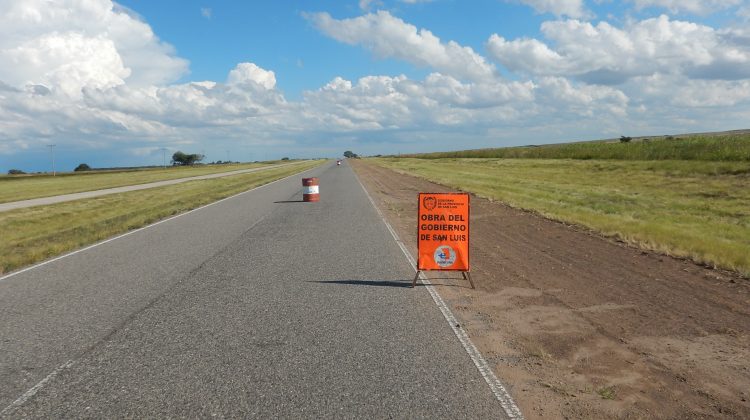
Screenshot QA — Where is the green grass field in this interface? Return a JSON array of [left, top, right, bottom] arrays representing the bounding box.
[[372, 157, 750, 277], [0, 160, 323, 275], [0, 161, 301, 204], [403, 133, 750, 162]]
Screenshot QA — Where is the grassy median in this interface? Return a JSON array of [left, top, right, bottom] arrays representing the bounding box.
[[0, 160, 323, 275], [0, 161, 299, 204], [371, 157, 750, 277]]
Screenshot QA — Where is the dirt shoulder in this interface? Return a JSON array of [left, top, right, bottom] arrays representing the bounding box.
[[352, 159, 750, 419]]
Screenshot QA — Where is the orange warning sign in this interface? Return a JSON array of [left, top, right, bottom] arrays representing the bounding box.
[[417, 193, 470, 271]]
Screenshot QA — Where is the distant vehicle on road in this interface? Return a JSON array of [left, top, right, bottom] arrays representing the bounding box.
[[336, 160, 341, 166]]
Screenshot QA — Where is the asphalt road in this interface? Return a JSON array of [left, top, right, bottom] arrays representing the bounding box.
[[0, 160, 509, 418], [0, 161, 310, 213]]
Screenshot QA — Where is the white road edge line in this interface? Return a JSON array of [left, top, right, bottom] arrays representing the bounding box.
[[0, 163, 322, 284], [352, 168, 524, 420], [0, 360, 75, 417]]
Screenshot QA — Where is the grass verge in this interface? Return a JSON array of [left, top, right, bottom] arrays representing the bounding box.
[[0, 161, 304, 204], [370, 158, 750, 277], [403, 133, 750, 162], [0, 160, 323, 275]]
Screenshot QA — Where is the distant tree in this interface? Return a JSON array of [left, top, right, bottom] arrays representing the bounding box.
[[281, 157, 290, 161], [8, 169, 26, 175], [172, 151, 187, 165], [171, 151, 204, 166], [74, 163, 91, 172], [620, 136, 632, 143], [343, 150, 358, 158]]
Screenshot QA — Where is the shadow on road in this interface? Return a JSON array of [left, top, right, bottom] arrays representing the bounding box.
[[309, 279, 462, 288], [309, 279, 414, 288], [274, 200, 305, 203]]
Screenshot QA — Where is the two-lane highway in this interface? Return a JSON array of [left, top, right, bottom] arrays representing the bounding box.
[[1, 161, 515, 418]]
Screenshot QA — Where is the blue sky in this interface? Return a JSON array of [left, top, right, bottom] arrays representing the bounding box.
[[1, 0, 750, 172]]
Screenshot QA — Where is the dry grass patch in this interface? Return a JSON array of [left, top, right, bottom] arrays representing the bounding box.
[[0, 160, 323, 274], [0, 161, 302, 203]]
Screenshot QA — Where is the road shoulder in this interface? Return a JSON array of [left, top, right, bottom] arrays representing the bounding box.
[[351, 159, 750, 419]]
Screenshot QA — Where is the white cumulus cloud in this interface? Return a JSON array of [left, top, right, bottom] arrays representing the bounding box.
[[487, 15, 750, 84], [0, 0, 187, 97], [513, 0, 589, 18], [2, 32, 130, 97], [227, 63, 277, 89], [358, 0, 382, 11], [630, 0, 743, 15], [307, 11, 496, 82]]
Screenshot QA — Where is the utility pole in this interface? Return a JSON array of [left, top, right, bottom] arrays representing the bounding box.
[[159, 148, 167, 168], [47, 144, 56, 176]]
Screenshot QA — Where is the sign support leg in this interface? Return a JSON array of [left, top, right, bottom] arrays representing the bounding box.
[[412, 271, 421, 288], [462, 271, 475, 289]]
